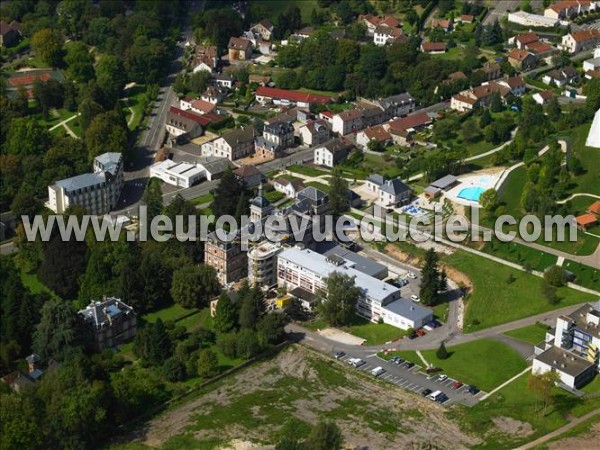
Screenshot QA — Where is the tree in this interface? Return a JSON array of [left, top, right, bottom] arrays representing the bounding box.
[[490, 92, 503, 112], [214, 292, 238, 333], [307, 421, 344, 450], [528, 371, 560, 417], [328, 168, 350, 217], [33, 299, 82, 361], [238, 285, 266, 329], [31, 28, 64, 67], [479, 189, 499, 216], [139, 246, 172, 311], [142, 178, 164, 221], [65, 41, 95, 83], [419, 249, 444, 306], [235, 328, 262, 359], [96, 55, 127, 101], [125, 37, 169, 84], [211, 168, 250, 218], [584, 78, 600, 110], [196, 348, 219, 378], [544, 265, 566, 287], [0, 391, 44, 450], [436, 342, 449, 360], [545, 96, 561, 122], [84, 110, 128, 162], [256, 313, 287, 346], [134, 319, 172, 366], [170, 264, 220, 309], [317, 272, 360, 326], [542, 281, 559, 305], [10, 185, 41, 221]]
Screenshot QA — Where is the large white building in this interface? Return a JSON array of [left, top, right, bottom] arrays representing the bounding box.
[[277, 247, 433, 329], [508, 11, 559, 27], [532, 303, 600, 389], [149, 160, 206, 188], [47, 153, 123, 215]]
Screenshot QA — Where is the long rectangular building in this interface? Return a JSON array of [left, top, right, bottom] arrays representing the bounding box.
[[277, 247, 433, 330]]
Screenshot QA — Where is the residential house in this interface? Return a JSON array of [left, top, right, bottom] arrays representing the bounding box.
[[431, 19, 453, 32], [359, 102, 387, 128], [1, 355, 58, 392], [255, 119, 295, 159], [356, 125, 392, 149], [358, 14, 402, 35], [387, 111, 433, 145], [251, 19, 274, 40], [584, 57, 600, 72], [215, 73, 235, 89], [544, 0, 594, 19], [444, 71, 467, 85], [576, 213, 598, 230], [47, 153, 124, 215], [498, 76, 527, 96], [511, 32, 539, 49], [0, 20, 22, 47], [297, 186, 330, 215], [165, 106, 211, 143], [202, 126, 256, 160], [319, 110, 334, 124], [228, 37, 253, 61], [289, 26, 314, 42], [314, 137, 354, 168], [255, 86, 333, 109], [542, 66, 579, 87], [249, 74, 271, 86], [79, 297, 137, 351], [585, 69, 600, 80], [375, 92, 416, 118], [332, 108, 363, 135], [459, 14, 474, 23], [234, 165, 263, 188], [201, 85, 226, 104], [189, 98, 216, 115], [507, 48, 537, 71], [367, 174, 412, 207], [526, 42, 558, 63], [420, 42, 447, 54], [192, 45, 218, 73], [533, 89, 555, 105], [299, 119, 331, 146], [532, 303, 600, 389], [273, 177, 306, 198], [476, 62, 503, 81], [450, 82, 512, 112], [373, 25, 407, 46], [560, 29, 600, 53]]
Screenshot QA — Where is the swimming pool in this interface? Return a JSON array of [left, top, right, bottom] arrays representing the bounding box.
[[457, 186, 485, 202]]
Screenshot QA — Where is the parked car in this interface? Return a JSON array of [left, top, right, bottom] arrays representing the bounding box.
[[453, 381, 463, 389], [421, 388, 432, 397], [351, 359, 366, 368], [407, 272, 418, 279], [410, 295, 420, 302], [435, 393, 449, 404], [333, 351, 346, 359], [466, 385, 480, 395], [371, 366, 386, 377], [394, 357, 405, 365], [392, 278, 408, 287], [405, 361, 415, 368], [416, 328, 426, 337], [438, 374, 448, 381]]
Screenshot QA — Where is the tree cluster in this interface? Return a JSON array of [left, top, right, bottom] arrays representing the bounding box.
[[419, 249, 447, 306]]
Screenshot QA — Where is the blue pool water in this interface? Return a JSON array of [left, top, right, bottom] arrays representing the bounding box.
[[457, 186, 485, 202]]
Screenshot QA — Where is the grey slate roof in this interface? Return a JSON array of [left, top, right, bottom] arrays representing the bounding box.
[[431, 174, 458, 190], [222, 126, 255, 147], [78, 297, 135, 330], [367, 174, 385, 186], [298, 186, 328, 202], [382, 298, 433, 323], [56, 172, 106, 192], [379, 178, 410, 195], [197, 156, 234, 175], [94, 152, 122, 174], [319, 242, 387, 278]]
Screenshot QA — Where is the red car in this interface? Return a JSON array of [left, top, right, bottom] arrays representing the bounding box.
[[453, 381, 463, 389]]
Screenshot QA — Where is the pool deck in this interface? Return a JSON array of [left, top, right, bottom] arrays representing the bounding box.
[[444, 170, 503, 207]]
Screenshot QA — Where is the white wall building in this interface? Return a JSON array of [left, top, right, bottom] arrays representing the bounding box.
[[47, 153, 124, 215], [276, 247, 433, 329], [508, 11, 559, 28], [149, 160, 205, 188]]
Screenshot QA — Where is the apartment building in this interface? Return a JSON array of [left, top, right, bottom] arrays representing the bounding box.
[[276, 247, 432, 329], [47, 152, 123, 215], [205, 230, 247, 285], [532, 303, 600, 389], [313, 137, 354, 168], [255, 119, 294, 159], [202, 126, 256, 161]]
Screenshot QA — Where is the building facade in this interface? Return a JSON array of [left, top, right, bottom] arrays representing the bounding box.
[[78, 297, 137, 351]]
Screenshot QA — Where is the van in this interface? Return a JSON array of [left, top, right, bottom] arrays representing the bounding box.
[[427, 390, 444, 401], [371, 366, 386, 377]]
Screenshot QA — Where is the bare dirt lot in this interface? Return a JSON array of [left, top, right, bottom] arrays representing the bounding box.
[[128, 345, 480, 449], [547, 420, 600, 450]]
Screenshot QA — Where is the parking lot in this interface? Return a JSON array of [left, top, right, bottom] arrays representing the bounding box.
[[333, 352, 486, 407]]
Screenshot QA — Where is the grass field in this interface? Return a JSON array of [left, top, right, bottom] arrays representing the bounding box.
[[143, 304, 198, 324], [444, 251, 594, 332], [286, 164, 329, 177], [479, 239, 558, 272], [504, 324, 550, 345], [254, 0, 322, 22], [189, 193, 214, 206], [20, 270, 60, 299], [563, 260, 600, 291], [306, 316, 406, 345], [339, 153, 403, 180]]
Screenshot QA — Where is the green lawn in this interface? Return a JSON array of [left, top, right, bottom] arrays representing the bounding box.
[[253, 0, 322, 22], [189, 193, 214, 206], [143, 304, 198, 324], [563, 260, 600, 291], [504, 324, 550, 345], [20, 269, 60, 300], [444, 251, 594, 332], [305, 316, 406, 346], [339, 153, 403, 180], [286, 165, 330, 177], [122, 84, 148, 132], [561, 122, 600, 196], [306, 181, 331, 194], [264, 189, 284, 203], [498, 165, 527, 218], [479, 239, 558, 272], [421, 339, 527, 392]]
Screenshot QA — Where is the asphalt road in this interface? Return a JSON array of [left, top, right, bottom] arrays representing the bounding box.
[[483, 1, 520, 25]]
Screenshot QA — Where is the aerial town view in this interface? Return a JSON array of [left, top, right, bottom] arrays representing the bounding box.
[[1, 0, 600, 449]]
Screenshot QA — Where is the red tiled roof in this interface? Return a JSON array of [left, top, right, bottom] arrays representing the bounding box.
[[461, 15, 474, 22], [452, 94, 478, 105], [168, 106, 215, 126], [190, 99, 215, 113], [234, 165, 261, 178], [431, 19, 451, 29], [526, 42, 554, 54], [255, 86, 333, 105], [588, 201, 600, 215], [228, 37, 252, 50], [421, 42, 447, 52], [362, 125, 392, 142], [320, 111, 333, 118], [8, 73, 51, 86], [515, 32, 539, 45], [389, 112, 432, 132], [505, 76, 526, 88], [508, 48, 532, 61], [569, 29, 600, 42], [576, 213, 597, 227], [538, 90, 555, 100]]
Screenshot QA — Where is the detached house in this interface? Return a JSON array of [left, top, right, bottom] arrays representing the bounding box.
[[228, 37, 253, 61], [420, 42, 447, 54], [560, 29, 600, 54], [255, 86, 333, 109], [511, 32, 539, 49], [366, 174, 412, 207], [544, 0, 595, 20], [299, 119, 331, 146], [533, 89, 555, 105], [387, 112, 432, 145], [0, 20, 22, 47], [165, 106, 211, 143], [202, 85, 227, 104], [373, 25, 407, 46], [215, 73, 235, 89], [255, 119, 295, 159], [498, 76, 527, 96], [477, 62, 503, 81], [314, 137, 354, 168], [234, 165, 263, 188], [332, 109, 363, 135], [543, 66, 579, 87], [79, 297, 137, 351], [508, 48, 537, 71], [375, 92, 416, 118], [451, 82, 511, 112], [431, 19, 453, 32], [202, 126, 256, 161], [250, 19, 274, 40], [192, 45, 218, 73], [356, 125, 392, 149], [273, 177, 306, 198]]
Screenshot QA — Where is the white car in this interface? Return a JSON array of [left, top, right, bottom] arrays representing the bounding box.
[[407, 272, 418, 279], [410, 295, 420, 302], [371, 366, 386, 377], [438, 374, 448, 381]]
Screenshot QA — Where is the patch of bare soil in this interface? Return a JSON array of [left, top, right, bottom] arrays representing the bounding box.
[[547, 420, 600, 450], [384, 243, 422, 267], [129, 346, 481, 449], [440, 264, 473, 295], [491, 416, 535, 438]]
